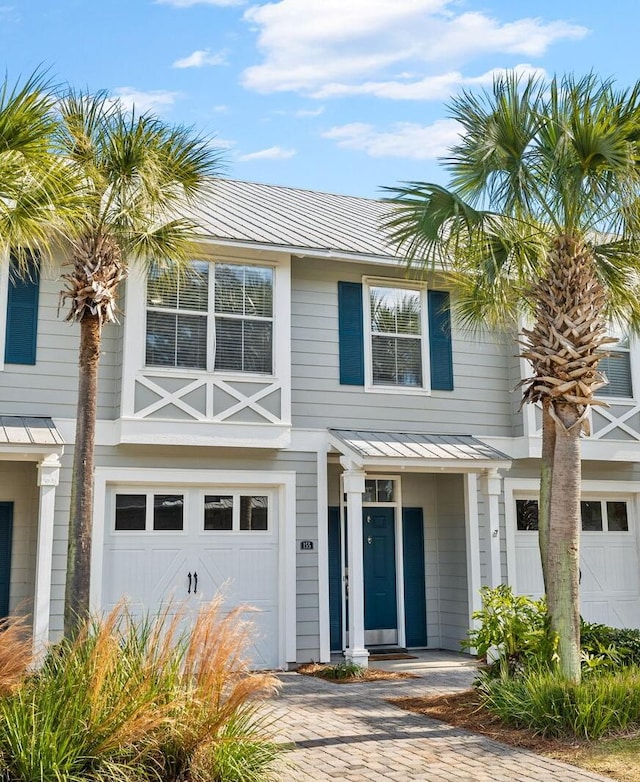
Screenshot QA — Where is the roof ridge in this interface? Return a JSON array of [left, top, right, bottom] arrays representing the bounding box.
[[214, 176, 386, 206]]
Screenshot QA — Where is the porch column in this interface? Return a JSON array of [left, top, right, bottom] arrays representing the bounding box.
[[342, 461, 369, 668], [480, 469, 503, 588], [33, 454, 61, 654], [463, 473, 482, 637]]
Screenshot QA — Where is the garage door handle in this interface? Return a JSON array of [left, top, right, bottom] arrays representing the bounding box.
[[187, 572, 192, 594], [193, 571, 198, 594]]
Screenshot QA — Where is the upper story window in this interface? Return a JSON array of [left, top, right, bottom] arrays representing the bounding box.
[[145, 261, 273, 375], [337, 279, 453, 392], [369, 285, 423, 388], [214, 264, 273, 374], [598, 325, 632, 398]]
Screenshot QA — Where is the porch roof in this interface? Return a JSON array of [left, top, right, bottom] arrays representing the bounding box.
[[329, 429, 511, 471], [0, 416, 64, 447]]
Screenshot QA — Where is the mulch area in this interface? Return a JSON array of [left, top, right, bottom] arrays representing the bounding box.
[[297, 662, 417, 683], [391, 690, 583, 755]]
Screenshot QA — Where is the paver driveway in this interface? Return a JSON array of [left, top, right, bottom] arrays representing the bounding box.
[[268, 656, 614, 782]]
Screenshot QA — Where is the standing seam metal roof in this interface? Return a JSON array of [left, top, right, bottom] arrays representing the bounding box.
[[329, 429, 509, 462], [183, 178, 400, 259], [0, 416, 64, 446]]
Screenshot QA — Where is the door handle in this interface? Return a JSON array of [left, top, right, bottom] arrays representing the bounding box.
[[187, 572, 192, 594], [193, 571, 198, 594]]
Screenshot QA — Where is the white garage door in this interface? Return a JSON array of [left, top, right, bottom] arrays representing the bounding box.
[[102, 486, 280, 669], [514, 497, 640, 629]]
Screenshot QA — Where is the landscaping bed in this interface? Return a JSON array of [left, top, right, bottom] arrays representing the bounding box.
[[393, 689, 640, 782]]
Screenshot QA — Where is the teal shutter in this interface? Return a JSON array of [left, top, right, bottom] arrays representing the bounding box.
[[328, 507, 343, 651], [402, 507, 427, 647], [338, 281, 365, 385], [0, 503, 13, 618], [5, 259, 40, 365], [428, 290, 453, 391]]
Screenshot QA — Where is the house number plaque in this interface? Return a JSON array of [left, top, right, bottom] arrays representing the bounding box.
[[300, 540, 314, 551]]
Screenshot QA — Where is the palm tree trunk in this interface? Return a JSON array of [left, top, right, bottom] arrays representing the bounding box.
[[538, 400, 555, 593], [547, 402, 582, 684], [64, 313, 101, 637]]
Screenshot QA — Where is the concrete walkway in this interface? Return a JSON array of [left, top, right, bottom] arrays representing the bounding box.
[[268, 652, 614, 782]]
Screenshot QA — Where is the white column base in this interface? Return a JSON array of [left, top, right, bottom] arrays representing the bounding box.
[[345, 647, 370, 668]]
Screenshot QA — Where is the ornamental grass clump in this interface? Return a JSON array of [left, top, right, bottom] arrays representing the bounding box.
[[478, 666, 640, 739], [0, 614, 33, 697], [0, 598, 280, 782]]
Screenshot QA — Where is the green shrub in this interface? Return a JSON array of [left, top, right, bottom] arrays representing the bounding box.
[[463, 585, 556, 676], [0, 600, 280, 782], [477, 666, 640, 739], [581, 621, 640, 669], [310, 661, 366, 680]]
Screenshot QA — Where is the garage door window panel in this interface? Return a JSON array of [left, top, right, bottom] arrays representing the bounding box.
[[240, 496, 268, 531], [204, 495, 233, 530], [607, 501, 629, 532], [153, 495, 184, 531], [115, 494, 147, 531], [200, 491, 270, 532], [515, 497, 631, 534]]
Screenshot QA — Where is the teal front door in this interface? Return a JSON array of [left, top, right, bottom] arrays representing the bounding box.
[[363, 507, 397, 645], [0, 503, 13, 619]]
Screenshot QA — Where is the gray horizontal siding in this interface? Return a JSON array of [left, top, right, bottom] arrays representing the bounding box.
[[0, 262, 120, 421], [291, 258, 515, 437]]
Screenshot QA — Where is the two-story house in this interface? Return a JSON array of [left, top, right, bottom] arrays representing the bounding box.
[[1, 178, 639, 669]]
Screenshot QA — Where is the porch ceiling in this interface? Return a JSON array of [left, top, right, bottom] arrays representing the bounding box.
[[328, 428, 511, 472]]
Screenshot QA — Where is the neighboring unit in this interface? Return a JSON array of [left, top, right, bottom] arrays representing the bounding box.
[[1, 179, 639, 668]]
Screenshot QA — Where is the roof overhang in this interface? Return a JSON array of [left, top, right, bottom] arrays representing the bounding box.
[[328, 429, 511, 473], [0, 416, 64, 460]]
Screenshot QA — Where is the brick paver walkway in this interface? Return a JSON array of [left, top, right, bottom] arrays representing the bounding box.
[[268, 664, 614, 782]]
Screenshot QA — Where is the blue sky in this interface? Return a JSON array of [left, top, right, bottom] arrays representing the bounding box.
[[2, 0, 639, 198]]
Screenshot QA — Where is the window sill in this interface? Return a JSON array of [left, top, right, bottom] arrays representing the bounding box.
[[142, 366, 277, 383], [364, 383, 431, 396]]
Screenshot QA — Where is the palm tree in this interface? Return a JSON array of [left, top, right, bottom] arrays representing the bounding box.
[[383, 73, 640, 683], [0, 71, 78, 267], [55, 92, 222, 637]]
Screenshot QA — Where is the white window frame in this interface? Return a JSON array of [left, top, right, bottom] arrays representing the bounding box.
[[513, 494, 633, 534], [199, 488, 273, 534], [363, 277, 431, 395], [143, 258, 277, 380], [113, 490, 190, 535]]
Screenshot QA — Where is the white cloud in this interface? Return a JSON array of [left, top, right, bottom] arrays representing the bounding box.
[[241, 0, 587, 99], [157, 0, 244, 7], [213, 137, 237, 149], [237, 145, 297, 161], [172, 48, 229, 68], [316, 63, 547, 100], [213, 104, 230, 113], [295, 106, 325, 117], [111, 87, 179, 113], [322, 119, 461, 160]]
